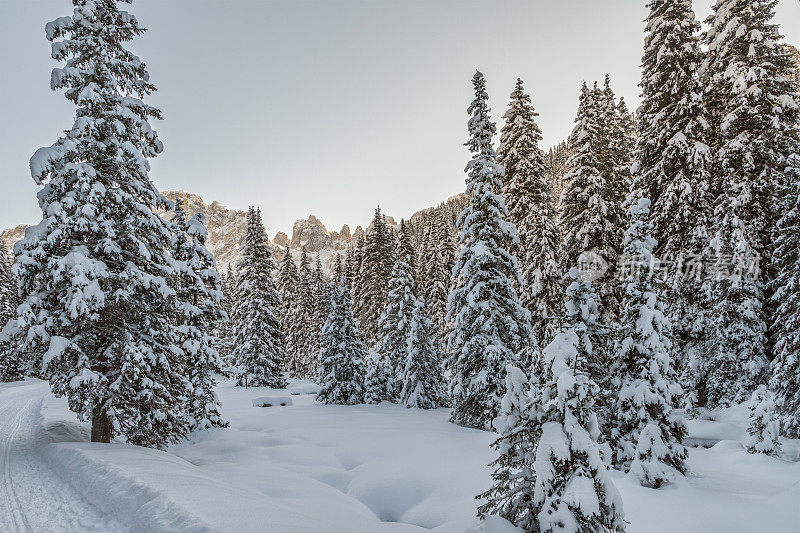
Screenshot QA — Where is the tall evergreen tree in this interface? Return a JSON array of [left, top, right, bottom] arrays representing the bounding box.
[[312, 253, 331, 360], [170, 202, 228, 430], [769, 156, 800, 436], [702, 0, 799, 406], [401, 298, 448, 409], [545, 141, 572, 204], [599, 76, 634, 216], [498, 78, 563, 350], [293, 248, 317, 378], [0, 242, 22, 382], [534, 269, 625, 532], [558, 84, 617, 412], [373, 221, 417, 398], [419, 214, 455, 347], [350, 237, 363, 309], [612, 199, 686, 487], [333, 253, 345, 281], [231, 208, 287, 388], [317, 282, 366, 405], [10, 0, 188, 447], [632, 0, 715, 406], [0, 242, 17, 326], [277, 246, 302, 374], [354, 208, 395, 345], [446, 72, 533, 430], [477, 364, 540, 530], [559, 83, 621, 326], [0, 338, 22, 383]]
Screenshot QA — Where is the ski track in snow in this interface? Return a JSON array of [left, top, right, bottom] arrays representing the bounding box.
[[0, 384, 124, 533]]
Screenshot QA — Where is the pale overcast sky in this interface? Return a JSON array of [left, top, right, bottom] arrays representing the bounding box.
[[1, 0, 799, 236]]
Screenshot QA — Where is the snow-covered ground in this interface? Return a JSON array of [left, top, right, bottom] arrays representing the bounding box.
[[2, 378, 800, 532], [0, 381, 124, 532]]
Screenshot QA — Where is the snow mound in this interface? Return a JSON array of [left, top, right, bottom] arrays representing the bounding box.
[[289, 383, 321, 395], [346, 464, 434, 524], [684, 419, 746, 448], [253, 396, 293, 407]]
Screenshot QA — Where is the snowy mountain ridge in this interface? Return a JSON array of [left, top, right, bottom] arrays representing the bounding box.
[[1, 190, 467, 273]]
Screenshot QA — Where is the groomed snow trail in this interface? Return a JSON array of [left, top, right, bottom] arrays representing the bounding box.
[[0, 383, 124, 533]]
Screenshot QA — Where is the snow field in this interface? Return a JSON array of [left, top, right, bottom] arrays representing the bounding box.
[[11, 378, 800, 532]]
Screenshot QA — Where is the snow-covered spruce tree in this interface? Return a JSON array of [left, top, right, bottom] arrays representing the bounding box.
[[317, 282, 366, 405], [546, 141, 572, 204], [419, 213, 455, 347], [312, 253, 331, 359], [559, 83, 621, 327], [373, 221, 417, 398], [333, 253, 345, 281], [401, 297, 448, 409], [745, 385, 780, 456], [704, 0, 799, 257], [364, 346, 393, 404], [231, 207, 287, 388], [632, 0, 714, 405], [477, 364, 540, 529], [534, 269, 625, 533], [344, 241, 358, 292], [446, 72, 533, 430], [0, 242, 24, 383], [216, 263, 237, 369], [612, 198, 686, 486], [354, 207, 395, 345], [0, 339, 23, 383], [701, 0, 799, 406], [498, 78, 563, 350], [558, 84, 617, 418], [0, 242, 18, 326], [293, 248, 317, 378], [705, 234, 768, 408], [10, 0, 189, 446], [770, 156, 800, 437], [277, 246, 302, 375], [0, 242, 22, 382], [598, 76, 633, 219], [170, 201, 228, 430]]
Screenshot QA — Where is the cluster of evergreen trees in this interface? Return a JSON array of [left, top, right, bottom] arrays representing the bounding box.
[[254, 214, 451, 410], [474, 0, 800, 530]]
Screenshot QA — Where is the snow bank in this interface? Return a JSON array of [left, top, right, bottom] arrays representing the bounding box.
[[684, 418, 746, 447], [39, 443, 218, 532], [289, 382, 321, 395], [38, 438, 364, 533], [252, 396, 293, 407]]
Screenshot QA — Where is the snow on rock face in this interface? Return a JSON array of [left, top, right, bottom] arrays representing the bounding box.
[[0, 224, 28, 251], [273, 231, 290, 247], [291, 215, 338, 252]]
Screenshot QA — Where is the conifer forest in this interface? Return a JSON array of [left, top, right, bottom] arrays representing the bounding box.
[[1, 1, 800, 531]]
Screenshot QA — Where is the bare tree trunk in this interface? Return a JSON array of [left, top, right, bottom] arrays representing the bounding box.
[[90, 406, 113, 443]]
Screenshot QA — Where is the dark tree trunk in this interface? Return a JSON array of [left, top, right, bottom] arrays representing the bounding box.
[[91, 407, 113, 443], [696, 376, 708, 409]]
